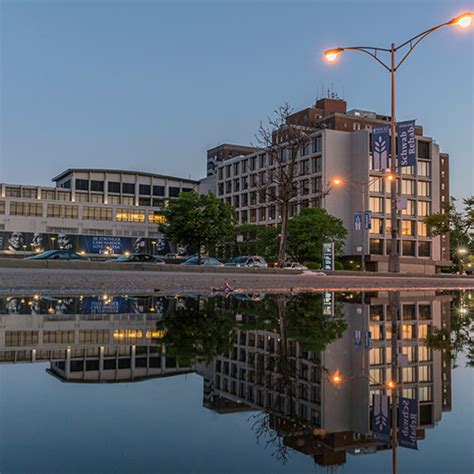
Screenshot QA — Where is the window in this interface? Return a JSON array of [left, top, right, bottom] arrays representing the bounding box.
[[250, 157, 256, 171], [300, 160, 310, 174], [5, 187, 21, 197], [369, 197, 383, 213], [182, 187, 193, 194], [47, 204, 78, 219], [218, 168, 224, 180], [313, 135, 322, 153], [233, 178, 240, 192], [402, 367, 416, 383], [370, 239, 383, 254], [418, 241, 431, 257], [82, 206, 113, 221], [369, 177, 383, 193], [108, 195, 120, 204], [311, 156, 321, 173], [417, 181, 431, 197], [417, 161, 431, 177], [418, 324, 430, 339], [89, 194, 103, 203], [148, 211, 166, 224], [259, 154, 266, 168], [418, 304, 431, 320], [0, 200, 4, 214], [138, 197, 150, 206], [139, 184, 151, 195], [417, 201, 431, 217], [9, 202, 43, 216], [153, 185, 165, 196], [369, 348, 383, 365], [21, 188, 37, 198], [419, 346, 432, 362], [168, 187, 180, 198], [417, 222, 428, 237], [301, 179, 310, 195], [233, 162, 240, 175], [233, 195, 240, 208], [402, 323, 415, 339], [419, 386, 432, 402], [403, 240, 416, 256], [418, 141, 430, 159], [242, 160, 248, 173], [418, 365, 432, 382], [402, 199, 415, 216], [370, 324, 383, 341], [122, 196, 134, 206], [403, 304, 416, 320], [370, 305, 384, 321], [312, 177, 322, 193], [122, 183, 135, 194], [370, 217, 383, 234], [225, 165, 231, 178], [75, 179, 89, 191], [241, 176, 248, 190], [401, 179, 415, 196], [108, 181, 120, 193], [42, 190, 55, 200], [90, 180, 104, 192], [401, 220, 415, 236], [75, 193, 89, 202], [116, 209, 145, 222]]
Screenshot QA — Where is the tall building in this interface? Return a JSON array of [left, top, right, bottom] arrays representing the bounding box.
[[207, 144, 258, 177], [0, 168, 200, 256], [212, 99, 451, 273]]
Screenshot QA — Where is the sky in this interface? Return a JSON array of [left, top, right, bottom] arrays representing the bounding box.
[[1, 0, 473, 199]]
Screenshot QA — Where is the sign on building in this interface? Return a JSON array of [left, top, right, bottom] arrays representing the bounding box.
[[372, 394, 391, 443], [397, 120, 416, 167], [354, 212, 362, 231], [364, 211, 372, 230], [371, 124, 390, 169], [322, 242, 334, 271]]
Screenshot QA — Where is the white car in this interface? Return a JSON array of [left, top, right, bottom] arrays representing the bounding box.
[[284, 262, 308, 270]]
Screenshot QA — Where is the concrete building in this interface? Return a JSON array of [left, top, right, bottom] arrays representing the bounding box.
[[212, 99, 451, 272], [0, 168, 200, 256], [207, 144, 258, 177]]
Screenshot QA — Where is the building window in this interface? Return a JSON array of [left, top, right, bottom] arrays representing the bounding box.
[[259, 207, 266, 220], [82, 206, 113, 221], [75, 179, 89, 191], [153, 185, 165, 197], [419, 346, 432, 362], [417, 222, 428, 237], [233, 195, 240, 208], [218, 168, 224, 180], [403, 240, 416, 256], [417, 201, 431, 217], [90, 180, 104, 192], [402, 199, 416, 216], [370, 218, 383, 235], [116, 209, 145, 223], [419, 304, 431, 320], [75, 193, 89, 202], [139, 184, 151, 195], [108, 181, 121, 193], [417, 161, 431, 177], [401, 220, 415, 236], [0, 200, 4, 214], [182, 187, 193, 193], [313, 135, 322, 153], [417, 181, 431, 197], [122, 183, 135, 194], [47, 204, 78, 219], [218, 183, 224, 196], [418, 365, 432, 382], [369, 348, 383, 365], [21, 188, 37, 199], [168, 187, 180, 198], [5, 187, 21, 197], [233, 162, 240, 175], [9, 202, 43, 216], [418, 141, 430, 159], [259, 154, 266, 168], [148, 211, 166, 224], [300, 160, 310, 174], [121, 196, 134, 206], [370, 239, 383, 254], [301, 179, 310, 195], [369, 197, 383, 213], [369, 177, 383, 193], [233, 178, 240, 193], [418, 241, 431, 257], [89, 194, 103, 203], [108, 195, 120, 204], [138, 197, 151, 206], [401, 179, 415, 196]]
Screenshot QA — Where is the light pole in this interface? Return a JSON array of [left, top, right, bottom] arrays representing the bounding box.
[[324, 12, 473, 273], [332, 174, 394, 271]]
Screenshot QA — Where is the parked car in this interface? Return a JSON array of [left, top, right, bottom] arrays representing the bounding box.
[[284, 262, 308, 270], [181, 256, 223, 266], [225, 256, 268, 268], [25, 250, 88, 261], [110, 253, 165, 264]]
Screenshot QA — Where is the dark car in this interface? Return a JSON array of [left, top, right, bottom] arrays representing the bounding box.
[[25, 250, 88, 261], [110, 253, 165, 264], [224, 256, 268, 268], [181, 256, 223, 266]]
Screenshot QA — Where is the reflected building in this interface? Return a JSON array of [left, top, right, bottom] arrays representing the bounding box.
[[196, 291, 453, 467], [0, 295, 192, 383]]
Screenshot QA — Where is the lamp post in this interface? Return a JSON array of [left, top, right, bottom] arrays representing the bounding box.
[[324, 12, 473, 273], [332, 174, 394, 271]]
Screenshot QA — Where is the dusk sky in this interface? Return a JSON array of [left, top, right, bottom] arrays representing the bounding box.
[[1, 1, 473, 198]]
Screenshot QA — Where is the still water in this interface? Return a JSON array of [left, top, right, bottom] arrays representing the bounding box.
[[0, 291, 472, 474]]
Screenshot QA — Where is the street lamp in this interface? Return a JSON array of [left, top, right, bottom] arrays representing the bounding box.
[[324, 12, 473, 273], [332, 173, 394, 271]]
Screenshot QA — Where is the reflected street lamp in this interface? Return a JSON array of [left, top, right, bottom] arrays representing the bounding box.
[[324, 12, 473, 273]]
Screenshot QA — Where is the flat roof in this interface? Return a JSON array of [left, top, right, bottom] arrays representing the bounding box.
[[51, 168, 200, 184]]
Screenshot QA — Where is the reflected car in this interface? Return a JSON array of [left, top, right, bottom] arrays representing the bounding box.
[[224, 256, 268, 268], [110, 253, 165, 264], [181, 256, 223, 266], [284, 262, 308, 270], [25, 250, 88, 261]]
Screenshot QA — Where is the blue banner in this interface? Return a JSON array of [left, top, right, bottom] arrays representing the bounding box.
[[322, 242, 334, 271], [364, 330, 372, 349], [397, 120, 416, 167], [364, 211, 372, 230], [354, 212, 362, 231], [399, 397, 418, 450], [371, 125, 390, 169], [354, 330, 362, 350], [372, 394, 391, 443]]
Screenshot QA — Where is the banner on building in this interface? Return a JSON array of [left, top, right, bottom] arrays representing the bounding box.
[[399, 397, 418, 450], [372, 394, 391, 443], [371, 125, 390, 170], [364, 211, 372, 230], [397, 120, 416, 167], [354, 212, 362, 231]]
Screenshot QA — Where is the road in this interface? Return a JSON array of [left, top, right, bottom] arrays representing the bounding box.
[[0, 267, 472, 296]]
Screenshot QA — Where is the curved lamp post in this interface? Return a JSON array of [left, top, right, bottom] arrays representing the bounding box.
[[324, 12, 473, 274]]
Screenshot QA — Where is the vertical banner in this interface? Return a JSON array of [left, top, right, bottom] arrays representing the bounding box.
[[364, 211, 372, 230], [397, 120, 416, 167], [322, 291, 334, 317], [371, 125, 390, 169], [354, 212, 362, 231], [322, 242, 334, 271], [372, 394, 391, 443], [354, 330, 362, 350], [364, 330, 372, 350], [399, 397, 418, 450]]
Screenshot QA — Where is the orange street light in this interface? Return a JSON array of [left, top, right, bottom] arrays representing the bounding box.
[[332, 177, 344, 186], [324, 48, 344, 62], [386, 380, 396, 390], [331, 370, 343, 385], [385, 173, 395, 182], [450, 12, 473, 28]]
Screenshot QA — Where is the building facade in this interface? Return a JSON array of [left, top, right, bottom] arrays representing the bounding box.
[[213, 99, 451, 272], [0, 168, 200, 256]]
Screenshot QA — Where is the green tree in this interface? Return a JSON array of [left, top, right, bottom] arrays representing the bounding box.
[[286, 208, 347, 264], [232, 224, 280, 261], [159, 191, 234, 262], [425, 196, 473, 270]]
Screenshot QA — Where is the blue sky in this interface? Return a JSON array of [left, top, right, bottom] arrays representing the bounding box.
[[1, 0, 473, 198]]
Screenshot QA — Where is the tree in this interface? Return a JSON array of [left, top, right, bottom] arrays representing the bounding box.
[[286, 208, 347, 264], [255, 103, 329, 267], [159, 191, 234, 262], [424, 196, 473, 270], [232, 224, 280, 261]]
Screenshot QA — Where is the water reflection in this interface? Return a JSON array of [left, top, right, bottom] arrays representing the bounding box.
[[0, 291, 472, 469]]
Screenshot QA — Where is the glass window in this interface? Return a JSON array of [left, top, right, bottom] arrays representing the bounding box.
[[370, 217, 383, 234], [369, 177, 383, 192], [370, 239, 383, 254], [370, 324, 383, 341], [418, 141, 430, 159], [139, 184, 151, 195], [122, 183, 135, 194], [419, 386, 432, 402], [402, 367, 416, 383], [90, 180, 104, 192], [0, 200, 4, 214], [401, 179, 415, 196], [403, 240, 416, 256], [418, 305, 431, 320], [403, 304, 416, 320], [418, 365, 432, 382], [312, 156, 321, 173], [108, 181, 121, 193], [418, 241, 431, 257], [168, 187, 180, 198], [313, 135, 322, 153], [417, 222, 428, 237], [369, 348, 383, 365], [419, 346, 432, 362], [21, 188, 37, 198], [370, 305, 384, 321], [402, 199, 415, 216], [75, 193, 89, 202], [5, 186, 21, 197], [417, 201, 431, 217], [402, 324, 416, 339], [417, 161, 431, 177], [417, 181, 431, 197], [418, 324, 430, 339], [9, 202, 43, 216], [148, 211, 166, 224], [47, 204, 78, 219], [369, 197, 383, 213], [116, 209, 145, 223], [82, 206, 113, 221], [75, 179, 89, 191], [401, 220, 415, 236], [153, 185, 165, 196]]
